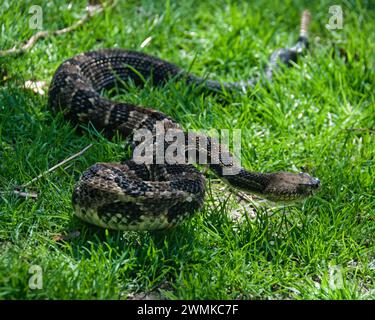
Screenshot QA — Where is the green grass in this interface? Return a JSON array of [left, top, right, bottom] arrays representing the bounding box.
[[0, 0, 374, 300]]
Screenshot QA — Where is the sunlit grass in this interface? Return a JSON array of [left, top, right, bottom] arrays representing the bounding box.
[[0, 0, 374, 299]]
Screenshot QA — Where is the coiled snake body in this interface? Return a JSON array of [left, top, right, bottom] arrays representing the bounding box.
[[48, 12, 320, 230]]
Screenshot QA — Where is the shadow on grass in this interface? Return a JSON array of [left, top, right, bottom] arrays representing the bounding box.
[[61, 213, 200, 260]]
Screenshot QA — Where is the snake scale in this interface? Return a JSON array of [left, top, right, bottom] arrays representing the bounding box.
[[48, 11, 320, 230]]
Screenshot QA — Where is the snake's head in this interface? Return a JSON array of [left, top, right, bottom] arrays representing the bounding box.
[[263, 172, 320, 202]]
